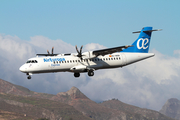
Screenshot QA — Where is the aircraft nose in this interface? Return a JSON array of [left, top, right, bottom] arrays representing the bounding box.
[[19, 65, 26, 72]]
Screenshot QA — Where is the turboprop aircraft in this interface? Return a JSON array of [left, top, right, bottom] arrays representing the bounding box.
[[19, 27, 161, 79]]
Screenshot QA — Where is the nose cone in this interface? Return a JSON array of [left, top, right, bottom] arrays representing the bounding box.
[[19, 65, 26, 72]]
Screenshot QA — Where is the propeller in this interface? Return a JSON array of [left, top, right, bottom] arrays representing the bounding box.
[[36, 47, 58, 56], [75, 45, 83, 59], [47, 47, 54, 55]]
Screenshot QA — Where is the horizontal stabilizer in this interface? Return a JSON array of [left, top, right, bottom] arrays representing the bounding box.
[[133, 29, 162, 33]]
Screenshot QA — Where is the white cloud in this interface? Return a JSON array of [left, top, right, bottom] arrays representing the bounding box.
[[1, 33, 180, 111], [84, 43, 106, 51]]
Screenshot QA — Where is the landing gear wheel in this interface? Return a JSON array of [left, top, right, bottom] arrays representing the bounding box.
[[88, 71, 94, 76], [27, 76, 31, 79], [74, 73, 80, 77]]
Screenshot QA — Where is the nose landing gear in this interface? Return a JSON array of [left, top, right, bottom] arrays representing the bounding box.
[[27, 76, 31, 79], [26, 73, 32, 79]]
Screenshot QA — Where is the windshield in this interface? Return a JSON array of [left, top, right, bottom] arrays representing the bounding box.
[[26, 60, 38, 63]]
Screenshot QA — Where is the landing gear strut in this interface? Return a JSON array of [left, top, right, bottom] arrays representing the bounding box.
[[74, 73, 80, 77]]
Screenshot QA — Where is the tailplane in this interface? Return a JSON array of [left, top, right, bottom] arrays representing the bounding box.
[[122, 27, 161, 53]]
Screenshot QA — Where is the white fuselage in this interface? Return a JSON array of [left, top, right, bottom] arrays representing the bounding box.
[[19, 52, 154, 74]]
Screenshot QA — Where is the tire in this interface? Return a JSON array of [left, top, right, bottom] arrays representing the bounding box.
[[74, 73, 80, 77], [88, 71, 94, 76]]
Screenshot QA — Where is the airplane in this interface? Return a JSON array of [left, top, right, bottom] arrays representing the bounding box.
[[19, 27, 161, 79]]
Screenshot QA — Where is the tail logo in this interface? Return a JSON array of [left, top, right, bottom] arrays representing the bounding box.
[[137, 38, 149, 49]]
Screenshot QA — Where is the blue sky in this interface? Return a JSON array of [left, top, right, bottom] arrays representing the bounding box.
[[1, 0, 180, 55], [1, 0, 180, 111]]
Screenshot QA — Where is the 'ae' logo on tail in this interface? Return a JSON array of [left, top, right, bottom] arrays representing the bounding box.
[[137, 38, 149, 49]]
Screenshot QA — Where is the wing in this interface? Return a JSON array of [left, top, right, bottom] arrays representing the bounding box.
[[36, 54, 59, 56], [92, 45, 133, 56]]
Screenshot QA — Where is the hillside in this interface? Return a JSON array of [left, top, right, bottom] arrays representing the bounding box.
[[101, 99, 173, 120], [159, 98, 180, 120], [0, 79, 175, 120]]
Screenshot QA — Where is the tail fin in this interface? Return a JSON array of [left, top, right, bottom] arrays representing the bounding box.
[[122, 27, 161, 53]]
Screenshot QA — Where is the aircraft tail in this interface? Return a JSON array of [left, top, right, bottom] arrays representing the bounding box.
[[122, 27, 161, 53]]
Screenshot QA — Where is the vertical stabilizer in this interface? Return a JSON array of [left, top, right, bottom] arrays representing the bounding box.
[[122, 27, 160, 53]]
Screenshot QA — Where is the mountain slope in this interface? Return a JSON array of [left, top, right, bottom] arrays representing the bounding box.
[[160, 98, 180, 120], [51, 86, 174, 120], [0, 79, 175, 120], [101, 99, 173, 120]]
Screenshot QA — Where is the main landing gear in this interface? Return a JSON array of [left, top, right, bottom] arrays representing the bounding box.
[[88, 71, 94, 76], [74, 71, 94, 78], [74, 73, 80, 77]]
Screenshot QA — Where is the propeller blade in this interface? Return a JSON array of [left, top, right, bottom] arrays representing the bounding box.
[[80, 45, 83, 54], [75, 45, 80, 54], [47, 50, 50, 54], [52, 47, 54, 54]]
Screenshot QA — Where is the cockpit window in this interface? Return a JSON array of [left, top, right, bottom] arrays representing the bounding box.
[[26, 60, 38, 64]]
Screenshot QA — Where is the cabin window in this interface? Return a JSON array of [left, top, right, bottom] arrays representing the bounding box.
[[111, 58, 113, 60], [106, 58, 108, 60]]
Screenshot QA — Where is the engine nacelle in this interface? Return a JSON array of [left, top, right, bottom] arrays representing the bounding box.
[[82, 51, 96, 59], [70, 65, 87, 72]]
